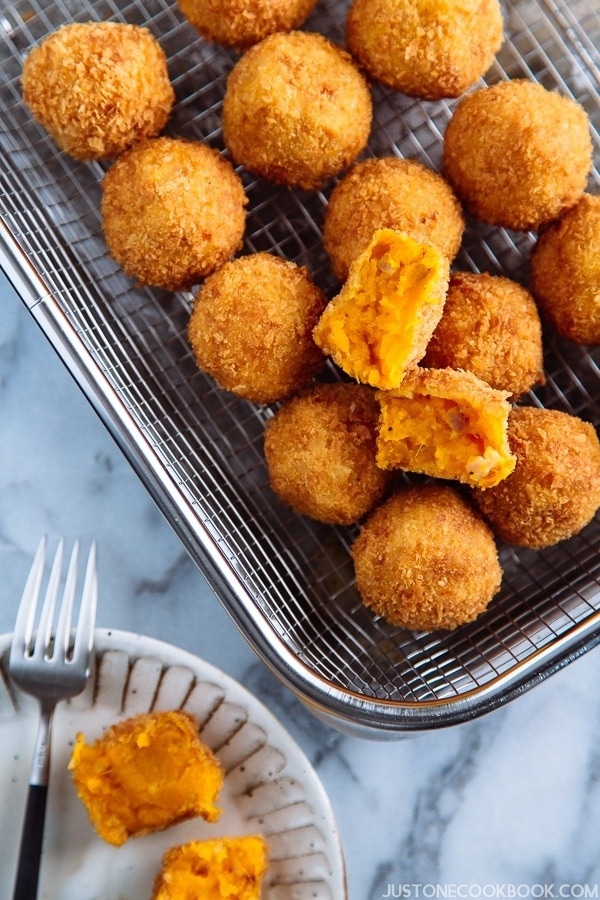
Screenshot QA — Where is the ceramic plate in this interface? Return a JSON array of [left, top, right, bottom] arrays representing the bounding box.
[[0, 629, 346, 899]]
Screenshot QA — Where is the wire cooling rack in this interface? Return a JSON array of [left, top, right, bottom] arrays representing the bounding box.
[[1, 0, 600, 737]]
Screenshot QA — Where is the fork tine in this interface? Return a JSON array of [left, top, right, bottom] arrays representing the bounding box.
[[12, 537, 47, 658], [53, 540, 79, 661], [72, 541, 98, 665], [34, 538, 64, 660]]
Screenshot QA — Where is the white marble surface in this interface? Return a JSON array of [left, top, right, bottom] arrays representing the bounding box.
[[2, 267, 600, 897]]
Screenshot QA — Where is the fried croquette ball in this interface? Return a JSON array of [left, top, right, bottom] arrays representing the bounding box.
[[423, 271, 545, 398], [264, 383, 391, 524], [22, 22, 174, 161], [152, 836, 268, 900], [177, 0, 317, 49], [323, 157, 465, 283], [346, 0, 503, 100], [443, 79, 593, 231], [472, 406, 600, 549], [101, 137, 246, 290], [221, 31, 372, 190], [352, 483, 502, 631], [530, 194, 600, 345], [188, 253, 327, 404], [313, 229, 450, 390], [376, 367, 515, 489]]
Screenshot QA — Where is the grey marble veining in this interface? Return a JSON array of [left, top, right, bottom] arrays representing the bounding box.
[[2, 270, 600, 897]]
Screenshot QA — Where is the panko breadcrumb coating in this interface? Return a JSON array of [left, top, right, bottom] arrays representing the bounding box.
[[443, 79, 593, 231], [346, 0, 504, 100], [177, 0, 317, 49], [352, 483, 502, 631], [376, 367, 516, 488], [69, 711, 223, 847], [323, 157, 465, 283], [473, 406, 600, 549], [264, 382, 391, 524], [152, 836, 268, 900], [101, 137, 246, 290], [313, 229, 450, 390], [188, 252, 327, 404], [530, 194, 600, 345], [221, 31, 372, 189], [22, 22, 174, 160], [423, 271, 545, 398]]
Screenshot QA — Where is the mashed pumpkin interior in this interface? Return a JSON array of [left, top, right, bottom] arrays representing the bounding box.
[[313, 228, 448, 389], [376, 370, 516, 488], [69, 710, 223, 846], [153, 836, 268, 900]]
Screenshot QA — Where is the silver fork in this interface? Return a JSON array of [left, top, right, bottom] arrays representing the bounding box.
[[8, 537, 98, 900]]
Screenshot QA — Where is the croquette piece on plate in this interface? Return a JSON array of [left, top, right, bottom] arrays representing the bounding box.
[[376, 367, 515, 489], [530, 194, 600, 345], [472, 406, 600, 549], [177, 0, 317, 49], [101, 137, 246, 290], [152, 836, 268, 900], [352, 483, 503, 631], [222, 31, 372, 189], [22, 21, 174, 160], [264, 382, 391, 525], [313, 228, 450, 390], [423, 271, 545, 398], [323, 156, 465, 283], [346, 0, 504, 100], [188, 252, 327, 404], [69, 710, 223, 847], [443, 79, 592, 231]]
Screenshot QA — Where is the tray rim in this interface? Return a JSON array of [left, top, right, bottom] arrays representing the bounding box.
[[3, 222, 600, 738]]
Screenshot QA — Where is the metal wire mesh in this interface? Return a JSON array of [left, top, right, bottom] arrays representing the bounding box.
[[1, 0, 600, 732]]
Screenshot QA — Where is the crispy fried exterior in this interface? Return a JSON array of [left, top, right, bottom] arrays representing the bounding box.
[[178, 0, 317, 48], [264, 382, 391, 524], [423, 271, 545, 397], [101, 137, 246, 290], [472, 406, 600, 549], [443, 79, 592, 231], [152, 836, 268, 900], [346, 0, 503, 100], [313, 229, 450, 389], [221, 31, 372, 189], [22, 22, 174, 160], [188, 252, 327, 403], [323, 157, 464, 283], [69, 711, 223, 847], [352, 483, 502, 630], [530, 194, 600, 345], [376, 367, 515, 488]]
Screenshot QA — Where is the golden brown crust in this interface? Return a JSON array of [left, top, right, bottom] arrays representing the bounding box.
[[22, 22, 174, 160], [423, 271, 545, 397], [177, 0, 317, 48], [264, 382, 391, 524], [101, 137, 246, 290], [221, 31, 372, 189], [472, 406, 600, 548], [346, 0, 504, 100], [323, 157, 464, 283], [443, 79, 592, 231], [188, 252, 327, 403], [352, 483, 502, 630], [530, 194, 600, 345]]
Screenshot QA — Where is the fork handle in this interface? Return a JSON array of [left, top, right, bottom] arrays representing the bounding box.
[[12, 784, 48, 899]]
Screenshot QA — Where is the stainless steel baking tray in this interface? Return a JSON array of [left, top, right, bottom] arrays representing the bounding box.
[[1, 0, 599, 738]]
